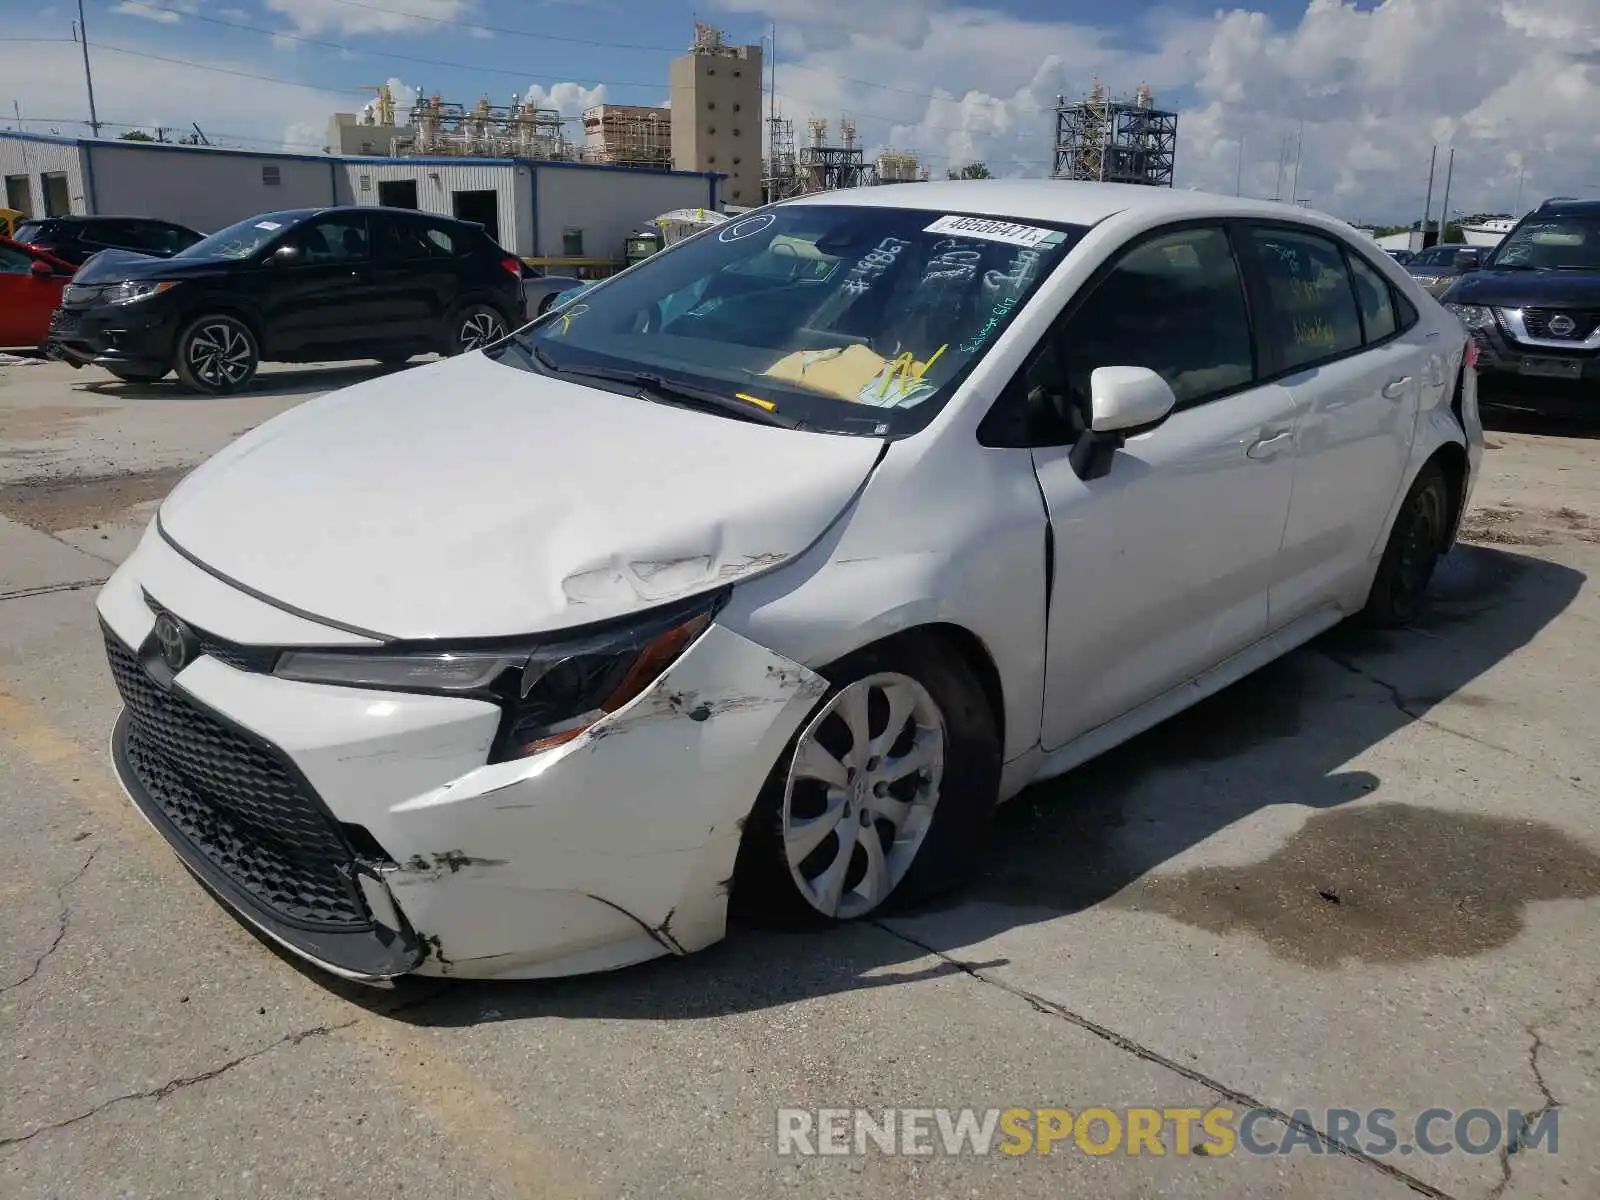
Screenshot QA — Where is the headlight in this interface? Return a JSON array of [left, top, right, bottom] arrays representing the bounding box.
[[1446, 303, 1495, 330], [108, 280, 178, 306], [274, 590, 725, 761]]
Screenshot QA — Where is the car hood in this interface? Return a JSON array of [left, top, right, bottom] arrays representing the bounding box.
[[158, 352, 885, 640], [1442, 268, 1600, 308], [73, 249, 218, 283]]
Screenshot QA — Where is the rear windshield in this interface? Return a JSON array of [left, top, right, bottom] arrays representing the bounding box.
[[506, 204, 1085, 436]]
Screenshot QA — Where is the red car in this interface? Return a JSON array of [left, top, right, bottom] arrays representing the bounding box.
[[0, 236, 75, 350]]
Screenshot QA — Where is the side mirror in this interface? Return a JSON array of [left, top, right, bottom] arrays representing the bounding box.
[[270, 244, 301, 265], [1070, 366, 1176, 482], [30, 260, 53, 279], [1453, 249, 1481, 272]]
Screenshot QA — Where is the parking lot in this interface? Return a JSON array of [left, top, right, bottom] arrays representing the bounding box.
[[1, 354, 1597, 1199]]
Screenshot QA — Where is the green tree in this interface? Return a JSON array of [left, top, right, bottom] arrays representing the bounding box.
[[947, 161, 992, 180]]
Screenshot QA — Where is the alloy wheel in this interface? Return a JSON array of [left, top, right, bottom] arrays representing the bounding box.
[[186, 321, 254, 389], [458, 310, 506, 352], [782, 672, 946, 919]]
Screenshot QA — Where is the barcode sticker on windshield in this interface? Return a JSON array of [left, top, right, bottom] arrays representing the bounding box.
[[923, 215, 1067, 249], [255, 221, 282, 230]]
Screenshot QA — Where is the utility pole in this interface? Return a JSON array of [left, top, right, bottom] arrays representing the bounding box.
[[1420, 144, 1438, 248], [1437, 147, 1456, 242], [1289, 119, 1304, 203], [74, 0, 102, 137]]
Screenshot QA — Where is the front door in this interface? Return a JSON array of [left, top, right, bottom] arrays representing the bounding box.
[[1021, 225, 1300, 750], [259, 214, 386, 356], [1240, 226, 1427, 625], [0, 242, 62, 347]]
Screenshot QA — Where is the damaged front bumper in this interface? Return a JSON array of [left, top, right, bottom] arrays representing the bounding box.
[[97, 527, 827, 984]]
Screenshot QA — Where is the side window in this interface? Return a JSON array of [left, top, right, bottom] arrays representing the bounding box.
[[82, 221, 135, 249], [0, 244, 33, 273], [1055, 226, 1255, 413], [1248, 226, 1363, 371], [1345, 252, 1397, 344], [293, 216, 369, 264]]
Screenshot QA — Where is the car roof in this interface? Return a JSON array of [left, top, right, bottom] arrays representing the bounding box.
[[1536, 197, 1600, 216], [781, 179, 1341, 229]]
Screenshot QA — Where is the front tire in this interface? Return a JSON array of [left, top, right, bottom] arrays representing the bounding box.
[[448, 304, 509, 355], [1360, 462, 1449, 627], [174, 314, 259, 395], [732, 634, 1001, 929]]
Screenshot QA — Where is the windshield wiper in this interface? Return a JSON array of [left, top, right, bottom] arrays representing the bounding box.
[[537, 356, 802, 428]]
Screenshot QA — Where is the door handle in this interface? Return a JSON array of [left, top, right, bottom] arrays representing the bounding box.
[[1246, 429, 1294, 460], [1381, 376, 1411, 399]]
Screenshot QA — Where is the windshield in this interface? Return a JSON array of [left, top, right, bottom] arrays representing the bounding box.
[[1489, 212, 1600, 271], [506, 204, 1085, 436], [174, 212, 306, 261]]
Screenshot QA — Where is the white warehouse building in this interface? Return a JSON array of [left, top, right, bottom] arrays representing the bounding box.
[[0, 132, 723, 263]]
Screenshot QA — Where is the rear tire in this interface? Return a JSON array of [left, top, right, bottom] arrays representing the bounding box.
[[173, 314, 259, 395], [105, 365, 169, 383], [1360, 462, 1449, 627], [448, 304, 509, 355], [731, 633, 1002, 930]]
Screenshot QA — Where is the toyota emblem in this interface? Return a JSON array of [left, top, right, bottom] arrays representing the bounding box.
[[152, 611, 196, 672], [1547, 314, 1577, 338]]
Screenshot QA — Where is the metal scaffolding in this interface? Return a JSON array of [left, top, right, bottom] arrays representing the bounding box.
[[580, 104, 672, 169], [399, 94, 572, 160], [793, 117, 874, 192], [1051, 80, 1177, 187]]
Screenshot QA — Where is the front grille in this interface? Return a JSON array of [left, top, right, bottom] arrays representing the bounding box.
[[1522, 308, 1600, 341], [49, 309, 81, 334], [105, 631, 368, 928], [144, 595, 280, 673]]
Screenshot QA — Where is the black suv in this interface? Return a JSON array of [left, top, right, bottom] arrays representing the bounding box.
[[46, 206, 526, 393], [1440, 197, 1600, 407], [13, 215, 205, 267]]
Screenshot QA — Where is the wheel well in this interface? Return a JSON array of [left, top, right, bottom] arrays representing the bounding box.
[[875, 623, 1007, 752], [1429, 441, 1469, 549]]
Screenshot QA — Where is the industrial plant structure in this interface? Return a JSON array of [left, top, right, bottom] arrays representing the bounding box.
[[1051, 81, 1178, 188], [764, 116, 928, 199]]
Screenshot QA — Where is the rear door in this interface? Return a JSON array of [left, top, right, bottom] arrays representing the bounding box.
[[1015, 223, 1301, 749], [369, 213, 457, 347], [1241, 225, 1429, 626]]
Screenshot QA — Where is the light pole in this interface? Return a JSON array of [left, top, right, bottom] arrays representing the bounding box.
[[75, 0, 102, 137]]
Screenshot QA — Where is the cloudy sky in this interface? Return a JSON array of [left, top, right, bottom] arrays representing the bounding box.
[[1, 0, 1596, 224]]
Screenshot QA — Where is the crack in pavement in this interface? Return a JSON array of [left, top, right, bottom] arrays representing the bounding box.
[[1489, 1027, 1562, 1200], [874, 921, 1458, 1200], [1318, 649, 1594, 796], [0, 578, 109, 603], [0, 849, 99, 997], [0, 1019, 359, 1153]]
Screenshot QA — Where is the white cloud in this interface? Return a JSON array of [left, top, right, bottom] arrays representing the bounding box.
[[520, 82, 608, 121], [264, 0, 476, 36], [732, 0, 1600, 220], [0, 36, 348, 152], [112, 2, 183, 23]]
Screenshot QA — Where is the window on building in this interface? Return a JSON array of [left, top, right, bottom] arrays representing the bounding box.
[[262, 164, 282, 186], [4, 175, 30, 218], [41, 173, 70, 217], [562, 227, 584, 256]]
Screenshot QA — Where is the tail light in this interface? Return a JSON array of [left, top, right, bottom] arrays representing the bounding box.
[[1464, 337, 1479, 370], [500, 256, 522, 279]]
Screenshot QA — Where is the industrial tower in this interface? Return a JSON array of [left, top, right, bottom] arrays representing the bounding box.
[[1051, 81, 1178, 187]]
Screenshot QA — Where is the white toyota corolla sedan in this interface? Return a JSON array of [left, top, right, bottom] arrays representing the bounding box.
[[97, 181, 1482, 983]]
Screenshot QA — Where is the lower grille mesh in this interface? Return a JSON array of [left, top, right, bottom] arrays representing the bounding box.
[[105, 631, 368, 928]]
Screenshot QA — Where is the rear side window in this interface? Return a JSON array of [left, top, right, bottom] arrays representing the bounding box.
[[14, 220, 60, 244], [375, 217, 454, 261], [1346, 253, 1398, 343], [1248, 227, 1363, 371], [81, 221, 138, 249], [1057, 225, 1256, 409]]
